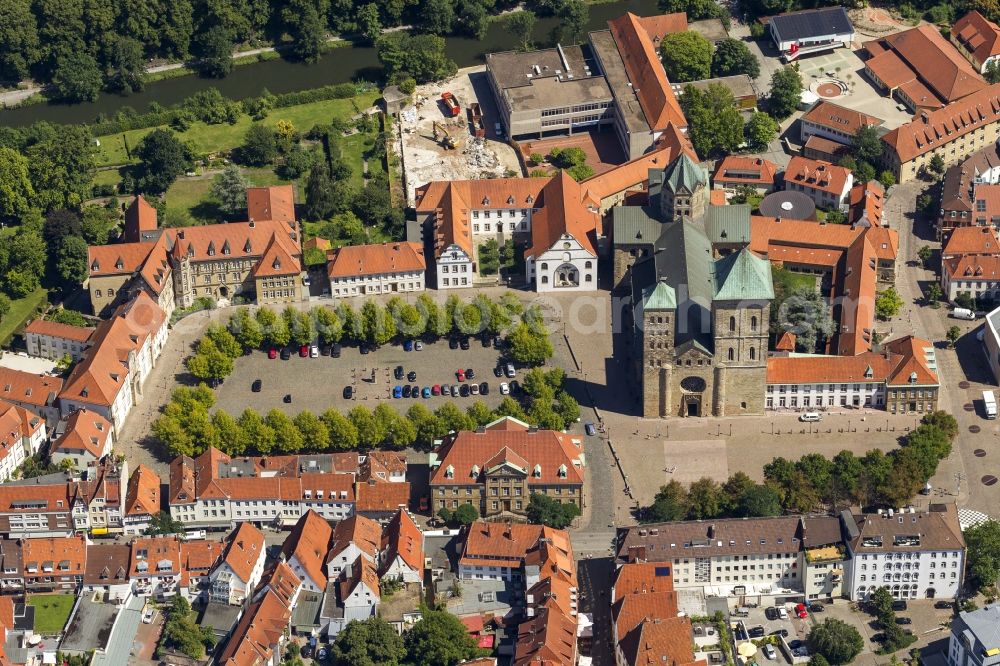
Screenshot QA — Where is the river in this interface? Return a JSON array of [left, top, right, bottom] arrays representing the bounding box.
[[0, 0, 660, 129]]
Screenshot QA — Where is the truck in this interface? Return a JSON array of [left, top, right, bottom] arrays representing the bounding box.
[[441, 92, 460, 117], [468, 102, 485, 138], [952, 307, 976, 320], [985, 390, 997, 419]]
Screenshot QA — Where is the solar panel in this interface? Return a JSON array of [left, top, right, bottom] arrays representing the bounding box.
[[655, 566, 671, 577]]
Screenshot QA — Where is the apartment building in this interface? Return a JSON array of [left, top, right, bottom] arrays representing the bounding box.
[[210, 523, 267, 606], [947, 604, 1000, 666], [712, 156, 778, 194], [49, 409, 113, 471], [765, 335, 940, 414], [379, 510, 424, 585], [943, 254, 1000, 302], [0, 402, 45, 483], [21, 535, 87, 592], [280, 510, 333, 592], [82, 543, 131, 603], [939, 144, 1000, 238], [0, 482, 76, 538], [58, 291, 168, 434], [783, 157, 854, 212], [129, 536, 184, 599], [0, 367, 63, 423], [843, 504, 966, 600], [168, 447, 358, 528], [326, 515, 381, 580], [24, 319, 94, 362], [216, 561, 302, 666], [952, 11, 1000, 74], [124, 464, 160, 535], [0, 540, 23, 594], [881, 84, 1000, 183], [799, 100, 884, 147], [326, 242, 425, 298], [180, 539, 225, 601], [429, 417, 585, 522], [801, 517, 847, 601]]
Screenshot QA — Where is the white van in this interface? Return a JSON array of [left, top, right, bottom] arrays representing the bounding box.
[[799, 412, 822, 422], [952, 307, 976, 320]]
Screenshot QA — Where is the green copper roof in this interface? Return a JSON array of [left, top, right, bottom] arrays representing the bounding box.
[[612, 206, 662, 247], [704, 205, 751, 246], [642, 281, 676, 310], [663, 153, 708, 195], [713, 248, 775, 301]]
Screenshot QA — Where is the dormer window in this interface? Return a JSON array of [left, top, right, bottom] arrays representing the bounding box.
[[864, 365, 873, 379], [909, 372, 917, 383], [244, 239, 252, 253], [222, 241, 231, 255], [507, 195, 515, 204], [91, 261, 100, 271], [533, 464, 541, 478], [471, 465, 479, 477], [445, 465, 454, 479], [115, 258, 124, 270], [272, 257, 281, 270], [482, 196, 490, 205], [557, 464, 567, 478], [207, 242, 216, 256]]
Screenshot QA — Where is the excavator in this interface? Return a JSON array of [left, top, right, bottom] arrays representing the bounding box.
[[432, 121, 459, 149]]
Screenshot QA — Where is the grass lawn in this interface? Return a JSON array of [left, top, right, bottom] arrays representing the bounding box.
[[28, 593, 75, 635], [94, 92, 379, 167], [164, 167, 303, 224], [786, 271, 819, 292], [0, 287, 47, 346]]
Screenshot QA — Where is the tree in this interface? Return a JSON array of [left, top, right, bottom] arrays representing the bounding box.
[[965, 519, 1000, 592], [875, 286, 904, 320], [479, 239, 501, 275], [435, 402, 476, 434], [304, 163, 338, 220], [947, 325, 961, 347], [453, 503, 478, 525], [420, 0, 454, 35], [507, 321, 553, 365], [81, 205, 118, 245], [282, 0, 328, 62], [506, 11, 537, 51], [775, 288, 836, 352], [921, 411, 958, 441], [879, 170, 896, 189], [0, 147, 34, 219], [736, 484, 782, 517], [186, 337, 234, 382], [349, 406, 385, 448], [808, 619, 864, 665], [206, 323, 243, 358], [0, 0, 39, 82], [744, 112, 779, 150], [407, 404, 447, 446], [47, 308, 88, 327], [405, 608, 485, 666], [321, 408, 359, 450], [871, 586, 895, 619], [162, 595, 214, 658], [314, 306, 344, 344], [917, 245, 932, 268], [686, 477, 725, 519], [146, 510, 185, 535], [294, 410, 330, 451], [526, 492, 581, 529], [557, 0, 589, 44], [211, 164, 249, 215], [768, 65, 802, 119], [332, 617, 406, 666], [357, 3, 382, 44], [240, 124, 279, 166], [681, 83, 744, 157], [660, 32, 711, 83], [195, 25, 234, 78], [106, 36, 146, 93], [928, 154, 946, 177], [659, 0, 722, 20], [466, 400, 494, 427], [229, 308, 264, 349], [267, 409, 304, 453], [712, 38, 760, 78], [51, 51, 102, 102], [213, 410, 247, 455], [361, 300, 396, 346], [645, 480, 687, 522], [135, 129, 192, 194], [56, 236, 89, 284], [376, 33, 457, 84], [851, 125, 884, 166], [237, 408, 274, 454]]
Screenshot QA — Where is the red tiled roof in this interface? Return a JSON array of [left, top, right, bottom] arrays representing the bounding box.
[[0, 368, 62, 411], [526, 170, 601, 259], [281, 510, 332, 588], [222, 522, 265, 583], [328, 515, 382, 563], [802, 101, 884, 135], [608, 12, 687, 131], [784, 156, 851, 197], [767, 335, 937, 386], [713, 156, 778, 187], [24, 319, 94, 343], [943, 225, 1000, 256], [124, 195, 158, 242], [637, 13, 687, 45], [775, 330, 797, 352], [619, 617, 705, 666], [944, 253, 1000, 281], [381, 509, 424, 574], [327, 242, 425, 278], [217, 587, 293, 666], [22, 535, 87, 576], [88, 241, 157, 278], [129, 536, 181, 576], [581, 143, 674, 202], [251, 233, 301, 278], [612, 562, 675, 602], [882, 83, 1000, 163], [430, 417, 584, 486], [51, 409, 112, 459], [849, 181, 885, 228], [247, 185, 296, 224], [169, 219, 301, 266], [953, 11, 1000, 66], [355, 479, 410, 513], [125, 464, 160, 516]]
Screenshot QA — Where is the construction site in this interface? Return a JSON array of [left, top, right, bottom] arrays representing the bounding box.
[[396, 67, 524, 206]]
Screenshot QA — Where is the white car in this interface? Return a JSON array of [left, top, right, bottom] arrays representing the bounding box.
[[763, 644, 775, 660], [142, 608, 155, 624], [310, 344, 319, 358], [777, 607, 789, 620], [414, 341, 423, 351], [500, 382, 510, 395], [798, 412, 821, 422]]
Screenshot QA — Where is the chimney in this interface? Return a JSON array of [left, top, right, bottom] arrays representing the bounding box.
[[505, 522, 513, 539], [707, 524, 716, 539]]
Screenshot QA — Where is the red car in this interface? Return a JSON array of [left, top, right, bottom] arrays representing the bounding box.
[[432, 384, 441, 396], [456, 369, 466, 382], [268, 348, 277, 359], [794, 603, 808, 619], [298, 345, 309, 357]]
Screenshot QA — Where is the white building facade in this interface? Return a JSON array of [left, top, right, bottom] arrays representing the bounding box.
[[527, 234, 598, 292], [436, 245, 475, 289]]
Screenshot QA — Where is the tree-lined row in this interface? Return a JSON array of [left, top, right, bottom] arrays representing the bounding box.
[[643, 412, 957, 521], [155, 367, 578, 458]]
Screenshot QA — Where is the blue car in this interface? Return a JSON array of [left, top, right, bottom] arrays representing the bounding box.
[[422, 386, 432, 398], [585, 422, 596, 436], [393, 385, 402, 399], [403, 339, 413, 352]]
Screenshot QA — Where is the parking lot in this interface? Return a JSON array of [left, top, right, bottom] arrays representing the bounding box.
[[214, 336, 522, 417], [737, 603, 813, 649]]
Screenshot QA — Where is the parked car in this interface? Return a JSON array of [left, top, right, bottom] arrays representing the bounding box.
[[331, 343, 341, 358], [777, 607, 789, 620], [799, 412, 821, 422], [934, 600, 954, 610], [510, 380, 521, 394], [251, 379, 262, 392], [762, 644, 775, 660], [460, 384, 471, 397], [456, 369, 466, 382], [466, 368, 476, 380], [494, 366, 504, 377], [895, 617, 912, 625], [142, 608, 155, 624], [809, 603, 825, 613], [407, 371, 417, 382], [394, 365, 404, 380], [481, 335, 491, 348], [794, 603, 808, 618], [449, 338, 459, 349], [441, 384, 451, 396], [584, 422, 597, 436], [360, 344, 370, 355], [432, 385, 441, 396], [500, 382, 510, 395], [422, 386, 432, 398], [268, 347, 277, 359], [871, 633, 886, 644], [299, 345, 309, 357], [343, 386, 354, 399], [280, 348, 291, 360], [283, 394, 292, 403], [460, 337, 470, 350], [493, 336, 502, 349], [316, 647, 328, 662], [393, 385, 402, 399], [410, 385, 419, 398], [769, 629, 788, 638], [310, 344, 319, 358], [403, 385, 412, 398], [788, 640, 803, 650], [505, 362, 516, 378], [414, 341, 423, 351], [403, 339, 413, 352], [480, 382, 489, 395], [764, 607, 779, 621], [471, 383, 480, 395], [748, 625, 765, 638], [892, 600, 908, 612]]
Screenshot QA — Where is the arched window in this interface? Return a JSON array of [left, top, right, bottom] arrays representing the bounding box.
[[751, 316, 758, 331], [749, 347, 756, 361], [728, 347, 734, 361], [729, 316, 736, 332], [585, 261, 592, 269], [541, 263, 548, 270]]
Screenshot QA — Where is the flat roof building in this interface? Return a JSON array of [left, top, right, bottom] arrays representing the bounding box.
[[767, 8, 855, 60]]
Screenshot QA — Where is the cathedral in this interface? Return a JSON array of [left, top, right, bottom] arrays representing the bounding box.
[[612, 155, 774, 418]]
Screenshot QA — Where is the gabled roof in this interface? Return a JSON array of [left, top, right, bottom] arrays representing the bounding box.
[[768, 7, 853, 43], [169, 219, 301, 265], [50, 409, 112, 459], [24, 319, 94, 343], [22, 535, 87, 576], [281, 510, 333, 588], [581, 143, 674, 202], [246, 185, 296, 224], [217, 587, 293, 666], [0, 368, 62, 410], [641, 281, 676, 310], [882, 83, 1000, 162], [607, 12, 687, 131], [0, 402, 42, 463], [713, 248, 774, 301], [339, 556, 380, 601], [712, 156, 778, 187], [327, 242, 426, 278], [526, 171, 600, 259], [612, 561, 675, 602], [125, 464, 160, 516], [328, 515, 382, 564], [355, 479, 410, 513], [220, 522, 265, 583], [380, 509, 424, 574], [849, 180, 885, 228], [943, 225, 1000, 256], [944, 253, 1000, 282], [129, 536, 181, 577], [952, 11, 1000, 66], [801, 100, 884, 135], [850, 503, 963, 552], [251, 233, 301, 278], [766, 335, 938, 387], [88, 242, 157, 278], [83, 544, 130, 585], [124, 195, 158, 242], [618, 616, 705, 666], [784, 156, 851, 196]]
